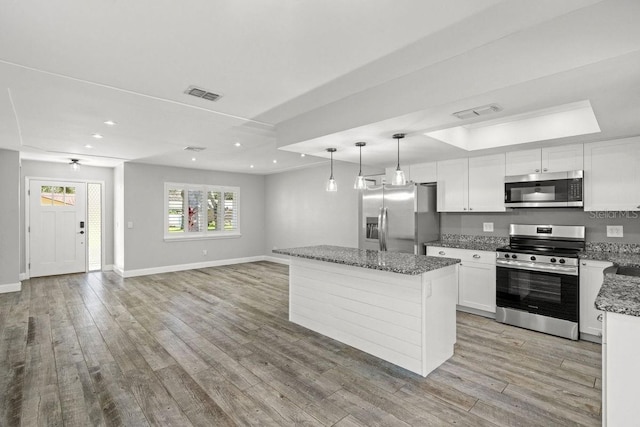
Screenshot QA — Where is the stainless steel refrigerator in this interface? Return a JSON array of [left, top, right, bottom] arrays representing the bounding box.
[[359, 183, 439, 255]]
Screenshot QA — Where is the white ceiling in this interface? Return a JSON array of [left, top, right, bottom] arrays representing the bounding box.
[[1, 0, 639, 173]]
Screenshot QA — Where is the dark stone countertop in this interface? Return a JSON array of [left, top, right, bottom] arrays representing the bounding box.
[[273, 245, 460, 276], [595, 274, 640, 317]]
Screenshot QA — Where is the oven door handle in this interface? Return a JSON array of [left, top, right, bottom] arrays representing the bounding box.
[[496, 261, 578, 276]]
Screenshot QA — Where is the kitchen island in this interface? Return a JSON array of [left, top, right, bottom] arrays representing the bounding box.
[[273, 245, 460, 377]]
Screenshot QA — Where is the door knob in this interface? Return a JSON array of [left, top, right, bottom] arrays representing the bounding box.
[[79, 231, 85, 234]]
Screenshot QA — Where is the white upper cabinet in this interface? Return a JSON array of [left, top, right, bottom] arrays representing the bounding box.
[[409, 162, 437, 183], [505, 144, 583, 175], [437, 154, 505, 212], [542, 144, 584, 173], [468, 154, 506, 212], [505, 148, 541, 175], [437, 158, 469, 212], [584, 137, 640, 211]]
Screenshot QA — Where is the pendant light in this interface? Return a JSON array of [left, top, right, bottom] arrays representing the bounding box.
[[326, 148, 337, 192], [69, 159, 81, 171], [391, 133, 406, 185], [353, 142, 367, 190]]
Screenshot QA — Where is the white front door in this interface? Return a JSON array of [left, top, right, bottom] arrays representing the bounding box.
[[29, 180, 87, 277]]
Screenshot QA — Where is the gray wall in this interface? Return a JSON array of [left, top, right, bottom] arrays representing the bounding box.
[[265, 161, 365, 259], [121, 162, 265, 271], [0, 149, 20, 286], [20, 160, 115, 274], [441, 208, 640, 243]]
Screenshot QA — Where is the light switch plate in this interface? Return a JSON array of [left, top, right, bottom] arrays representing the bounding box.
[[607, 225, 623, 238], [127, 221, 134, 229], [483, 222, 494, 232]]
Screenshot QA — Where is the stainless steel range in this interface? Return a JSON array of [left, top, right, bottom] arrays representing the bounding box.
[[495, 224, 585, 340]]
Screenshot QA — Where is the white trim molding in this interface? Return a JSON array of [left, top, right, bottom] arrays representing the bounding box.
[[102, 264, 114, 272], [19, 272, 29, 281], [114, 255, 274, 278], [0, 282, 21, 294]]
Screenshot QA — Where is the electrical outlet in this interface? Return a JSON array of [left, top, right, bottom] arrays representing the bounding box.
[[483, 222, 494, 232], [607, 225, 624, 238], [202, 249, 208, 256]]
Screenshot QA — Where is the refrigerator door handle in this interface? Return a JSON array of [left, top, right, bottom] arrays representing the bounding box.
[[381, 207, 388, 251], [378, 207, 384, 251]]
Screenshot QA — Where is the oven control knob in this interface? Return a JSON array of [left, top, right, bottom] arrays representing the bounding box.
[[530, 256, 536, 261], [550, 258, 557, 263], [511, 254, 517, 259], [559, 259, 566, 264], [504, 254, 510, 258]]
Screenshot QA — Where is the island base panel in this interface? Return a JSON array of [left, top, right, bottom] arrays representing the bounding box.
[[288, 258, 458, 377]]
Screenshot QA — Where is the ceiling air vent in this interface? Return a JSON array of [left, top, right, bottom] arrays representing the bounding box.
[[452, 104, 502, 120], [183, 146, 207, 152], [184, 86, 222, 102]]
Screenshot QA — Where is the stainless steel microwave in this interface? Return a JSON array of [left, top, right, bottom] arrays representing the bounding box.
[[504, 170, 583, 208]]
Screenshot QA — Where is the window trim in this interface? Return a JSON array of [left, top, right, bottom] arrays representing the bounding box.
[[164, 182, 241, 241]]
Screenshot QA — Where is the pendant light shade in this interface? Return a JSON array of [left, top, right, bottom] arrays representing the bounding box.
[[326, 148, 337, 192], [391, 133, 406, 185], [353, 142, 367, 190]]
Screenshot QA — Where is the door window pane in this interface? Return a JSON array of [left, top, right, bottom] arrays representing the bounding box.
[[41, 186, 53, 206], [64, 186, 76, 206]]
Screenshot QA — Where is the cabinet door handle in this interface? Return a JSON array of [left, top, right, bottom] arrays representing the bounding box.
[[469, 207, 473, 211], [581, 262, 587, 266], [543, 168, 548, 172], [463, 207, 467, 210], [597, 314, 603, 322], [473, 254, 481, 259], [535, 169, 540, 173], [438, 251, 446, 255]]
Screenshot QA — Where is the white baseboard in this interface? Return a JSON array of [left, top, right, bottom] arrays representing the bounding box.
[[102, 264, 114, 272], [262, 256, 290, 265], [0, 282, 21, 294], [113, 265, 125, 277], [19, 272, 29, 281], [117, 255, 275, 278]]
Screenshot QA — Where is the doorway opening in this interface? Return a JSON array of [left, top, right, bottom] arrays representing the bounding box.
[[87, 182, 102, 271]]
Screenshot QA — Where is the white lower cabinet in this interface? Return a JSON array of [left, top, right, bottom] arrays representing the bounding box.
[[579, 259, 612, 340], [602, 312, 640, 426], [427, 246, 496, 316]]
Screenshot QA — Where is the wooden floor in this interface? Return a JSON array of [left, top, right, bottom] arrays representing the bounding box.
[[0, 261, 602, 426]]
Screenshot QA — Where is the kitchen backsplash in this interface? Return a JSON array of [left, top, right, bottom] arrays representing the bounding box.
[[441, 208, 640, 244], [441, 234, 508, 246]]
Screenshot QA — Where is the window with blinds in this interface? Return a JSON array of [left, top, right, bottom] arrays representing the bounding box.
[[165, 183, 240, 239]]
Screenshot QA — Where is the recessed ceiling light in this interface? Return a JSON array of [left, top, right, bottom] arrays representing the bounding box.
[[84, 144, 93, 149], [300, 154, 306, 157], [92, 133, 103, 139], [103, 120, 116, 126], [234, 142, 241, 147], [191, 157, 196, 161], [250, 165, 254, 168], [272, 159, 277, 164]]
